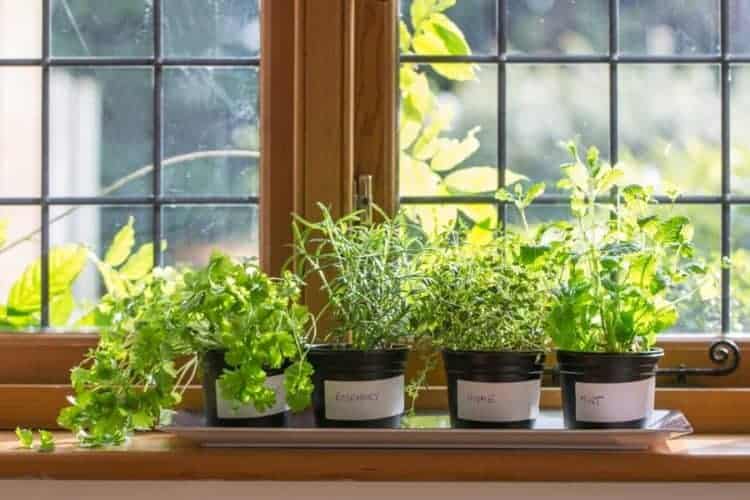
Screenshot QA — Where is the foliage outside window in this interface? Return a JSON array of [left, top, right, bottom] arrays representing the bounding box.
[[0, 1, 262, 330], [398, 0, 750, 334]]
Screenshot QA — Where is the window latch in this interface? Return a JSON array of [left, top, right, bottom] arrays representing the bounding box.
[[354, 174, 374, 223], [656, 339, 742, 386]]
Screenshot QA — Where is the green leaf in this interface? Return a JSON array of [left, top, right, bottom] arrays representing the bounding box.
[[95, 260, 128, 298], [7, 245, 87, 314], [401, 68, 433, 121], [595, 166, 624, 193], [443, 166, 497, 194], [105, 217, 135, 267], [656, 216, 693, 245], [0, 218, 7, 247], [119, 242, 163, 281], [586, 145, 600, 171], [50, 291, 75, 327], [520, 245, 551, 266], [15, 428, 33, 449], [523, 182, 546, 206], [399, 114, 422, 151], [38, 430, 55, 452], [400, 153, 442, 196], [653, 305, 678, 333], [430, 127, 480, 171], [411, 106, 451, 160], [399, 20, 412, 52], [49, 245, 89, 294], [410, 0, 435, 29], [412, 15, 476, 81], [284, 361, 314, 413], [559, 161, 589, 192], [466, 224, 493, 246], [456, 204, 497, 227], [131, 411, 154, 430], [426, 14, 471, 56], [494, 188, 513, 202]]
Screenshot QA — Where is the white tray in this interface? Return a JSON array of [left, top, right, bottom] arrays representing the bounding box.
[[162, 409, 692, 451]]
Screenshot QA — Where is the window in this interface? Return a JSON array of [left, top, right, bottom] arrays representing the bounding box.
[[398, 0, 750, 335], [0, 0, 261, 330]]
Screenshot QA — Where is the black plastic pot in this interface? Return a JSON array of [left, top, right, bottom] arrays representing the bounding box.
[[443, 350, 545, 429], [307, 345, 409, 428], [202, 349, 288, 427], [557, 349, 664, 429]]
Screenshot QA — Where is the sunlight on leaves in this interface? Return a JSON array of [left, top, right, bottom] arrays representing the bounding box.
[[104, 216, 135, 267]]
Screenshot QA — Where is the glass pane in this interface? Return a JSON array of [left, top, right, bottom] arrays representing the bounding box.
[[508, 0, 608, 55], [731, 65, 750, 193], [0, 68, 41, 197], [619, 64, 721, 194], [163, 67, 259, 196], [730, 0, 750, 54], [50, 0, 154, 58], [0, 0, 42, 58], [399, 0, 497, 55], [0, 206, 41, 329], [163, 0, 261, 58], [163, 205, 259, 266], [399, 63, 498, 227], [49, 205, 153, 328], [619, 0, 721, 55], [507, 64, 609, 191], [50, 67, 154, 197], [732, 206, 750, 332]]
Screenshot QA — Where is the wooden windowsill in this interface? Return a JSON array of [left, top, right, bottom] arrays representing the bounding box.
[[1, 432, 750, 482]]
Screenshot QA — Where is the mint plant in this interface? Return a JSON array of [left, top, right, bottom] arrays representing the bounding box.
[[539, 142, 718, 353], [58, 252, 314, 447], [292, 204, 424, 351]]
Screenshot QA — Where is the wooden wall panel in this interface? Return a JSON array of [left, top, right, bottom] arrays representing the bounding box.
[[354, 0, 398, 214], [260, 0, 297, 276]]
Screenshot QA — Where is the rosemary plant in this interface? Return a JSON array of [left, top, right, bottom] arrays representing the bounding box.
[[292, 204, 424, 351]]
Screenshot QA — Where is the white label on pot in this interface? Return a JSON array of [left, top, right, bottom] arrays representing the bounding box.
[[215, 374, 288, 419], [324, 376, 404, 421], [575, 377, 655, 423], [457, 379, 541, 423]]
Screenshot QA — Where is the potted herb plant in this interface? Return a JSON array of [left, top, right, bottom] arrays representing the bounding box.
[[180, 252, 314, 427], [541, 143, 715, 429], [292, 204, 423, 428], [58, 252, 314, 446], [411, 184, 550, 428]]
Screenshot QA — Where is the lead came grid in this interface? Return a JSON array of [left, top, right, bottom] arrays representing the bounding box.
[[399, 0, 742, 334], [0, 0, 260, 327]]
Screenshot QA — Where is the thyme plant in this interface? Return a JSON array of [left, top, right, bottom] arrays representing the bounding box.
[[412, 183, 550, 352]]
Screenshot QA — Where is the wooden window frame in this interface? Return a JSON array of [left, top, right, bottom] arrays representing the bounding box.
[[1, 0, 749, 433]]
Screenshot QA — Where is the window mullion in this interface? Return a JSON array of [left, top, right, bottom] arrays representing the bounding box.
[[721, 0, 732, 335], [40, 0, 51, 329], [153, 0, 163, 268]]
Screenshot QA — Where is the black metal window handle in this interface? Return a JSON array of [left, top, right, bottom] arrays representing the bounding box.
[[656, 339, 742, 385], [543, 340, 742, 385]]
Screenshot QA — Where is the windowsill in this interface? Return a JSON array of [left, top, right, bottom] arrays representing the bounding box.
[[1, 432, 750, 482]]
